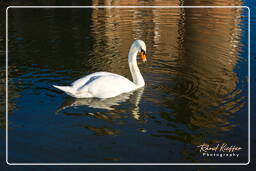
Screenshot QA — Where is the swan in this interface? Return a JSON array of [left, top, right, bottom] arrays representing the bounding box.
[[53, 40, 147, 98]]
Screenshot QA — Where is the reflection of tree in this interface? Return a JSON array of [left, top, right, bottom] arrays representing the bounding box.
[[90, 0, 244, 141], [82, 125, 120, 136], [175, 6, 243, 135], [89, 0, 183, 80], [71, 0, 246, 162], [0, 69, 5, 128], [0, 66, 20, 129], [149, 3, 245, 162]]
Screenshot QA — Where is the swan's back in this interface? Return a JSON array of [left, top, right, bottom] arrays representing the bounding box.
[[72, 72, 112, 88]]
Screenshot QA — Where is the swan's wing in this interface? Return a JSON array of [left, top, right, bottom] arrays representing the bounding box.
[[71, 72, 113, 89], [78, 74, 136, 98]]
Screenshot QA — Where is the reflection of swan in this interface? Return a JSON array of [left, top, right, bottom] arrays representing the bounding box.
[[53, 40, 147, 98], [130, 88, 144, 120], [57, 92, 131, 111], [56, 88, 144, 120]]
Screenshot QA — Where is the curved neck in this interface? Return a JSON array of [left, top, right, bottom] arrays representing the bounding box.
[[128, 48, 145, 87]]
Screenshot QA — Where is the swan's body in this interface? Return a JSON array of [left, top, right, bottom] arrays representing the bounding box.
[[54, 72, 136, 98], [53, 40, 147, 98]]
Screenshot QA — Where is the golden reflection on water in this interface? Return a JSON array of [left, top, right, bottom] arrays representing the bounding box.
[[172, 7, 244, 133], [86, 2, 245, 144]]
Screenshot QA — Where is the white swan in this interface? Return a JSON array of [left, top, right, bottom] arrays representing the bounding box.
[[53, 40, 147, 98]]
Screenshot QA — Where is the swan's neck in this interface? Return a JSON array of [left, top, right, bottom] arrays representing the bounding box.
[[128, 49, 145, 87]]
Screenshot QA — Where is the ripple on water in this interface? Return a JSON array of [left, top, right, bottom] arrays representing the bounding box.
[[4, 6, 249, 163]]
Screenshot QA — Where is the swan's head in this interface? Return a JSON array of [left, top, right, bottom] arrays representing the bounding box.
[[132, 40, 147, 63]]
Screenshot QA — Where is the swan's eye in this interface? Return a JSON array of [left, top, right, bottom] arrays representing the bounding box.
[[139, 49, 147, 63]]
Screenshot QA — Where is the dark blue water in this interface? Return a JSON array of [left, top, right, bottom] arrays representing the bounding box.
[[0, 1, 254, 168]]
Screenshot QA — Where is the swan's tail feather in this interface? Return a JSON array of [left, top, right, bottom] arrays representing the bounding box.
[[53, 85, 76, 97]]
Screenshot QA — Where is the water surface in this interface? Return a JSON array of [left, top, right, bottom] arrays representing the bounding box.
[[1, 6, 249, 163]]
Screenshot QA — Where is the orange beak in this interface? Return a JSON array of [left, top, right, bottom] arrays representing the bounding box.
[[139, 52, 147, 63]]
